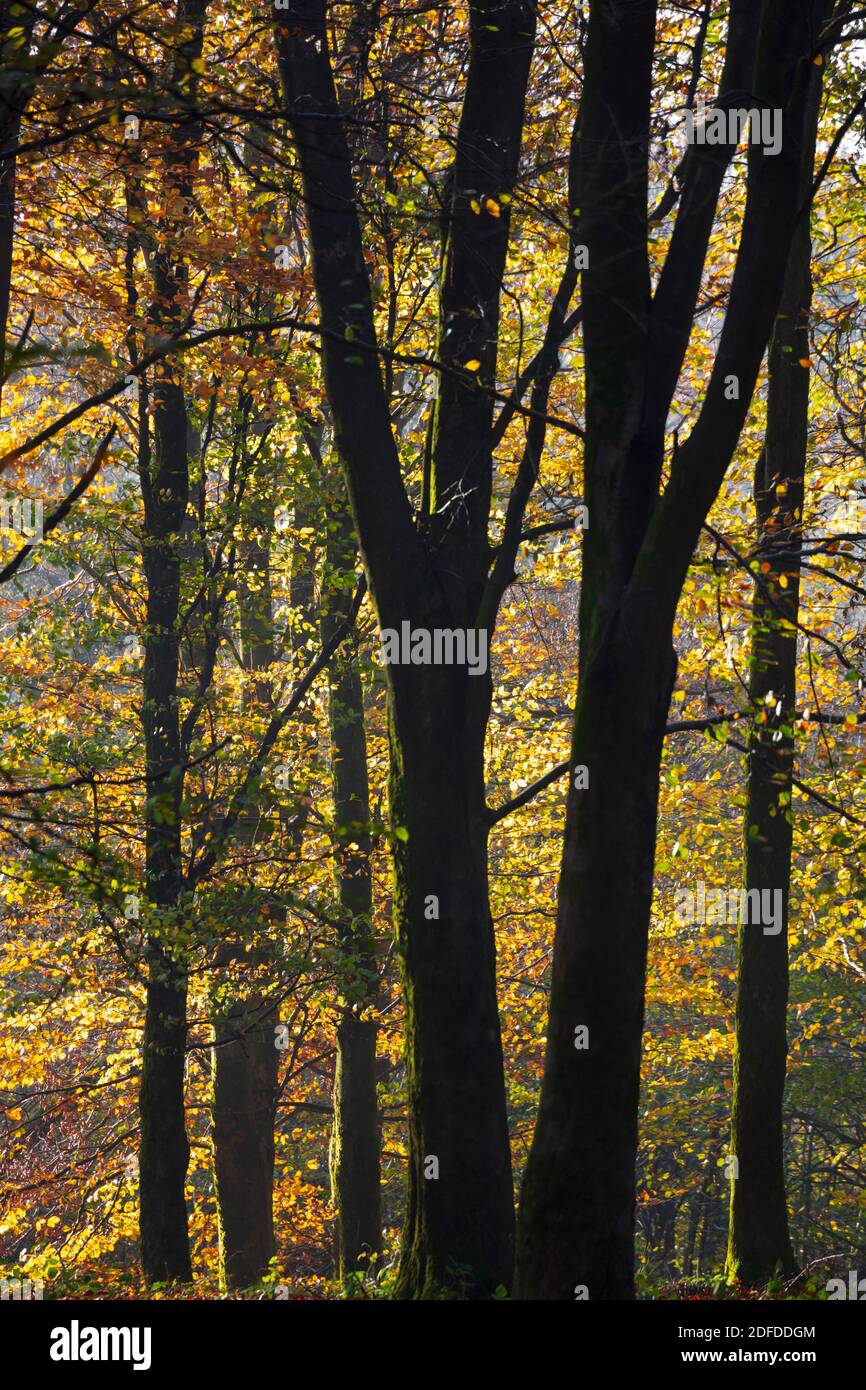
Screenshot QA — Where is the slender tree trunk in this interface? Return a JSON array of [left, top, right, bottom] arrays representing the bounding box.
[[684, 1198, 700, 1278], [137, 0, 209, 1284], [725, 85, 819, 1283], [139, 514, 192, 1283], [139, 958, 191, 1282], [0, 112, 20, 414], [800, 1122, 814, 1266], [211, 475, 279, 1289], [322, 491, 381, 1279], [329, 1018, 379, 1275], [207, 123, 288, 1287]]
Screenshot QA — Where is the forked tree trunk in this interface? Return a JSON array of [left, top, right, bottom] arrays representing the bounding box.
[[516, 0, 831, 1299], [276, 0, 536, 1298]]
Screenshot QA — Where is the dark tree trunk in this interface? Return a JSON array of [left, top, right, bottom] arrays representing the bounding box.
[[387, 669, 510, 1297], [322, 491, 381, 1279], [212, 983, 278, 1288], [726, 73, 822, 1286], [139, 950, 191, 1283], [207, 127, 287, 1288], [516, 0, 832, 1299], [137, 0, 209, 1285], [515, 631, 676, 1299], [139, 515, 192, 1284], [329, 1016, 379, 1275]]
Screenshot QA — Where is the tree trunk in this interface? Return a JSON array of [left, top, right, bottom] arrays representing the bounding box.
[[212, 980, 278, 1288], [137, 0, 209, 1285], [211, 472, 279, 1289], [139, 518, 192, 1284], [0, 112, 20, 414], [388, 666, 511, 1298], [329, 1017, 380, 1276], [516, 632, 676, 1299], [725, 79, 820, 1284], [322, 491, 381, 1279], [139, 949, 191, 1283]]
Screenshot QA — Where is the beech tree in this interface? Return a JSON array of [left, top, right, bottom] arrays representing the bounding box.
[[275, 0, 541, 1296], [516, 0, 846, 1300], [134, 0, 210, 1284]]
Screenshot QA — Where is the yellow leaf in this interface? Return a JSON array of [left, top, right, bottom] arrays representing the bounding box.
[[485, 197, 501, 217], [463, 358, 481, 371], [470, 199, 481, 214]]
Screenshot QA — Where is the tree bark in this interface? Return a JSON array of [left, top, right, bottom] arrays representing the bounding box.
[[212, 970, 278, 1289]]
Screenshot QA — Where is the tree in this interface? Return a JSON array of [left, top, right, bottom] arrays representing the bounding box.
[[516, 0, 841, 1300], [0, 1, 92, 411], [726, 62, 825, 1289], [275, 0, 541, 1297], [135, 0, 210, 1284]]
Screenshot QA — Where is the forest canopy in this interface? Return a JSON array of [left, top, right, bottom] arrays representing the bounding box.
[[0, 0, 865, 1311]]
